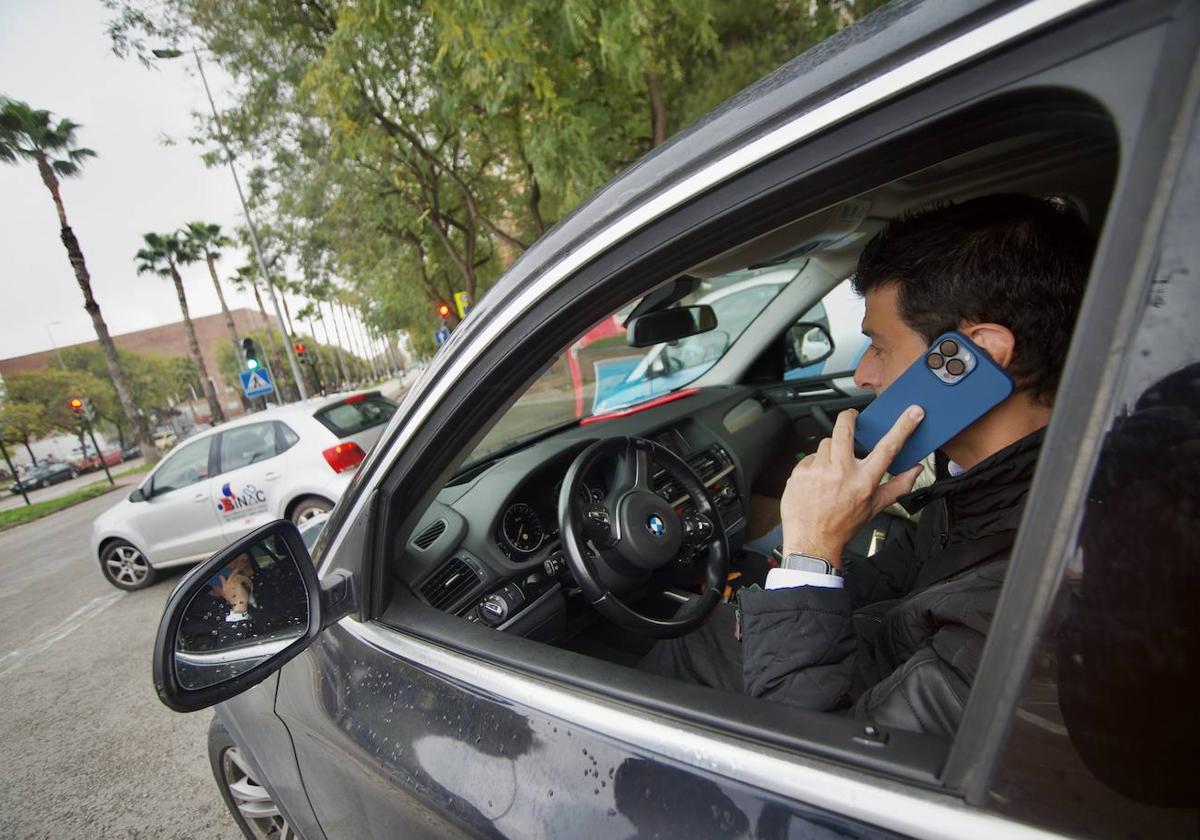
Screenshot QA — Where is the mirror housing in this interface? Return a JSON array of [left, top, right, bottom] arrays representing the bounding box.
[[787, 322, 835, 368], [153, 519, 353, 712], [627, 305, 717, 348], [128, 486, 147, 503]]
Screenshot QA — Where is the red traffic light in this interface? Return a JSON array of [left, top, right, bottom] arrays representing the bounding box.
[[68, 398, 83, 411], [294, 342, 306, 354], [437, 303, 451, 319]]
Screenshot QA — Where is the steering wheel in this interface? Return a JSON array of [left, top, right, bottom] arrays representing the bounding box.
[[558, 436, 729, 638]]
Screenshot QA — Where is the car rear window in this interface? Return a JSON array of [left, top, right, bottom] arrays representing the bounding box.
[[315, 396, 396, 438]]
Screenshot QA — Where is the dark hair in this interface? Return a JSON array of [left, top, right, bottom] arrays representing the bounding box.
[[852, 193, 1095, 404]]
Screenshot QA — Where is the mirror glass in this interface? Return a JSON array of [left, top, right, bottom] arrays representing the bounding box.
[[174, 534, 309, 690], [788, 323, 834, 367], [627, 305, 717, 347]]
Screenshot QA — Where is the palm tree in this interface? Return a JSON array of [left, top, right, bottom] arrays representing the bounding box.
[[0, 97, 158, 462], [135, 232, 226, 424], [183, 221, 249, 411], [182, 222, 240, 351]]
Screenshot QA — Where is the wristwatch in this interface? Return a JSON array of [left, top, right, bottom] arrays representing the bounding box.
[[781, 551, 841, 577]]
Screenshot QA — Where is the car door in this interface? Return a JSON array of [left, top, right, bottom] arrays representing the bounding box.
[[133, 436, 222, 563], [247, 3, 1196, 839], [210, 421, 289, 544]]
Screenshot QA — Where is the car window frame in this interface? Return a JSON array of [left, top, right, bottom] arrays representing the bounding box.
[[314, 0, 1194, 825]]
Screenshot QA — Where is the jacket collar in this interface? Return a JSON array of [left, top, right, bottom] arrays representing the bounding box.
[[899, 427, 1046, 515]]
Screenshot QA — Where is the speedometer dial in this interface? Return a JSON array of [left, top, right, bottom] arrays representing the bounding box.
[[501, 503, 545, 553]]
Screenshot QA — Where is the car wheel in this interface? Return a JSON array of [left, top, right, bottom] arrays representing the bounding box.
[[289, 496, 333, 526], [69, 469, 79, 480], [99, 541, 158, 591], [209, 718, 299, 840]]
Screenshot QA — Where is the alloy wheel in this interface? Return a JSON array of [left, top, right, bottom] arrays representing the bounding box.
[[105, 545, 149, 587], [220, 746, 296, 840], [295, 505, 325, 524]]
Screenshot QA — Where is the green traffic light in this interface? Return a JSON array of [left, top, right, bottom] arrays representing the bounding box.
[[247, 359, 259, 370]]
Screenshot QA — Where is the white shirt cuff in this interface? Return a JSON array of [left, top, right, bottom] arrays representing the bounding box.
[[765, 567, 844, 590]]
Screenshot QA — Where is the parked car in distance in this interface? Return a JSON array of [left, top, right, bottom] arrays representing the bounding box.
[[120, 443, 142, 461], [74, 447, 123, 474], [91, 391, 397, 590], [10, 461, 78, 493]]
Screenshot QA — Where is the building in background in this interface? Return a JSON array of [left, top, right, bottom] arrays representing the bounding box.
[[0, 308, 272, 425]]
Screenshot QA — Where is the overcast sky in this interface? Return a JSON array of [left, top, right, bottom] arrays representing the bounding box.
[[0, 0, 302, 361]]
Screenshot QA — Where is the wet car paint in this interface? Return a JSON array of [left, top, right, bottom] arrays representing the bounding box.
[[271, 621, 903, 840]]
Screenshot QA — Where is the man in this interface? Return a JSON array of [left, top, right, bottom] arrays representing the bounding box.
[[640, 193, 1094, 737]]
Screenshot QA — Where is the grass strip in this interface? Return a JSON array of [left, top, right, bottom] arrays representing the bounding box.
[[0, 480, 124, 532]]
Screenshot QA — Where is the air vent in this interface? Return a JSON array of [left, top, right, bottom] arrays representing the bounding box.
[[688, 450, 724, 482], [420, 558, 481, 611], [412, 519, 447, 550]]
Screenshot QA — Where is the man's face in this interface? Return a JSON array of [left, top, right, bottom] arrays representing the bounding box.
[[853, 284, 931, 394]]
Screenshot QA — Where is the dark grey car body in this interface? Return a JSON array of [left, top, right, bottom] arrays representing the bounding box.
[[179, 0, 1200, 838]]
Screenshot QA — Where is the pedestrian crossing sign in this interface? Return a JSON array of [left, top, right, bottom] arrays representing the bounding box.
[[240, 368, 275, 398]]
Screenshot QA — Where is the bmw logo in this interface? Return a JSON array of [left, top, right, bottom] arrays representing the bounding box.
[[646, 514, 666, 537]]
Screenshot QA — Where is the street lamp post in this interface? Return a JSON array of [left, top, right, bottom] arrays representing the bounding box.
[[44, 322, 66, 371], [152, 45, 308, 401]]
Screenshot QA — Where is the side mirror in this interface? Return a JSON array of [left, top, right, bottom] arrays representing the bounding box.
[[627, 305, 717, 348], [129, 486, 147, 503], [153, 519, 353, 712], [787, 322, 835, 368]]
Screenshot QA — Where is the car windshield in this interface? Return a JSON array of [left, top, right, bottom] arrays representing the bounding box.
[[464, 260, 802, 465]]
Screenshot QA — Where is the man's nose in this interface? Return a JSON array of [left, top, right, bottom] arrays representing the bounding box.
[[854, 356, 878, 392]]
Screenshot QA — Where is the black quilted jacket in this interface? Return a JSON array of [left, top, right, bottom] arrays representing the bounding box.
[[736, 429, 1044, 737]]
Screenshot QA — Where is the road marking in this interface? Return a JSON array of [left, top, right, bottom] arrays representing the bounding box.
[[0, 591, 124, 679]]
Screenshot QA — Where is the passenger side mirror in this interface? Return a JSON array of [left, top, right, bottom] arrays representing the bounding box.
[[153, 519, 354, 712], [627, 305, 717, 348], [129, 486, 147, 503], [787, 322, 835, 368]]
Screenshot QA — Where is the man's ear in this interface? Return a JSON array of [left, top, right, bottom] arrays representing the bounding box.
[[960, 322, 1016, 369]]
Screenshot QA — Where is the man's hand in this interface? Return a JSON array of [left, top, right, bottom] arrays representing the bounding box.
[[780, 406, 925, 568]]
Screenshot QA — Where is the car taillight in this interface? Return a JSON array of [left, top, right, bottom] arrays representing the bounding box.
[[322, 441, 365, 473]]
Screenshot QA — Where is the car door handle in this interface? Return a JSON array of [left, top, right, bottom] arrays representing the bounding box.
[[264, 471, 280, 480], [192, 492, 207, 502]]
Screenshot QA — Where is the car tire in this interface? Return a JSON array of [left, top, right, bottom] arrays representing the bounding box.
[[69, 469, 79, 480], [208, 717, 299, 840], [289, 496, 333, 526], [99, 540, 159, 591]]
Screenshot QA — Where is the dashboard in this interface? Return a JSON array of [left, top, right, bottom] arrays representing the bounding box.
[[398, 385, 788, 638]]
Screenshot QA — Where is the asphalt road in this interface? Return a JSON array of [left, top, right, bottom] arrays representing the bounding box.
[[0, 458, 147, 513], [0, 490, 241, 839]]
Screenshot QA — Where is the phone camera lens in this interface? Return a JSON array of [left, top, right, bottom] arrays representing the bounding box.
[[946, 358, 966, 376], [926, 353, 945, 370], [939, 339, 960, 356]]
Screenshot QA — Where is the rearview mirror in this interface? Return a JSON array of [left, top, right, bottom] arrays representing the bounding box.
[[627, 305, 717, 348], [787, 322, 835, 368], [153, 519, 353, 712]]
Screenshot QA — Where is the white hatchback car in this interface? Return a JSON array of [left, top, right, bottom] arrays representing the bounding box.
[[91, 391, 397, 590]]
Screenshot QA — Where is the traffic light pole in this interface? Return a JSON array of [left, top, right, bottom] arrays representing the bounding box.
[[0, 434, 30, 506], [83, 417, 114, 486]]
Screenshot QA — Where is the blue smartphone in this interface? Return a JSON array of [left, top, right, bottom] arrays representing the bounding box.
[[854, 331, 1013, 474]]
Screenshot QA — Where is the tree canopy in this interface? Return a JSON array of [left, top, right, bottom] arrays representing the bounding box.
[[106, 0, 887, 348]]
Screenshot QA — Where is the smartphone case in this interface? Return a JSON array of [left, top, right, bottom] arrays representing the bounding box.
[[854, 331, 1014, 474]]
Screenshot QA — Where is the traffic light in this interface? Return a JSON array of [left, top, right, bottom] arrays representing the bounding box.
[[69, 397, 84, 419], [437, 302, 451, 320], [241, 337, 261, 371], [294, 342, 308, 363]]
